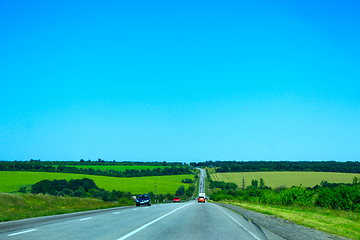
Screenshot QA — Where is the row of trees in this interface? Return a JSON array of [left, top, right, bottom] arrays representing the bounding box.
[[30, 178, 133, 203], [175, 185, 195, 197], [202, 161, 360, 173], [0, 161, 192, 177], [209, 180, 238, 190], [210, 178, 360, 212], [25, 159, 185, 166]]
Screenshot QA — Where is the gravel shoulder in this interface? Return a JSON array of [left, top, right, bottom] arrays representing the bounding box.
[[216, 203, 351, 240]]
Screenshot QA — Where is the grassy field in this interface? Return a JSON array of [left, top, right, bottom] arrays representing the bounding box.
[[0, 192, 124, 222], [211, 171, 360, 188], [219, 201, 360, 240], [54, 165, 167, 171], [0, 171, 194, 194]]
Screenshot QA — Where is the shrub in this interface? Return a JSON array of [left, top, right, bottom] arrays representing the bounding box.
[[279, 186, 313, 206], [175, 185, 185, 196]]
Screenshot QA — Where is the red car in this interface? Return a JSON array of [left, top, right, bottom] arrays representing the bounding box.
[[173, 197, 180, 203], [198, 197, 205, 203]]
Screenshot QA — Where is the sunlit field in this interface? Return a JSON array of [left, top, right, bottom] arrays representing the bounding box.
[[211, 171, 360, 188], [0, 171, 194, 194]]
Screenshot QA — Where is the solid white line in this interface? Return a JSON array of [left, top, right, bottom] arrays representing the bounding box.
[[213, 204, 261, 240], [8, 229, 37, 236], [79, 217, 92, 221], [117, 203, 192, 240], [113, 212, 121, 214]]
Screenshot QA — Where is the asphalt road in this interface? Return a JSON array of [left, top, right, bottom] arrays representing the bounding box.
[[0, 201, 284, 240]]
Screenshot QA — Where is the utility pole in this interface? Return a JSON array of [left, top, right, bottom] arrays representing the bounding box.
[[242, 177, 245, 190], [155, 181, 157, 202]]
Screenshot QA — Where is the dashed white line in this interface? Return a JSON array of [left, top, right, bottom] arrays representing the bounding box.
[[79, 217, 92, 221], [8, 229, 37, 236], [117, 203, 192, 240], [113, 212, 121, 214], [133, 209, 137, 211]]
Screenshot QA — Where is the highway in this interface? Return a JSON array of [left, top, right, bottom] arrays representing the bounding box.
[[1, 201, 283, 240], [0, 169, 339, 240], [197, 168, 206, 195]]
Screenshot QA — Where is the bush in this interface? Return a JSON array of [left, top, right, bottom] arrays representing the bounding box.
[[175, 186, 186, 196], [279, 186, 313, 206]]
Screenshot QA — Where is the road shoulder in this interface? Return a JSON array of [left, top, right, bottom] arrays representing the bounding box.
[[216, 203, 351, 240]]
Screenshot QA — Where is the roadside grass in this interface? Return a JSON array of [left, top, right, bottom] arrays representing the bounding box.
[[0, 171, 194, 194], [219, 200, 360, 240], [211, 172, 360, 188], [0, 192, 125, 222], [54, 165, 167, 171]]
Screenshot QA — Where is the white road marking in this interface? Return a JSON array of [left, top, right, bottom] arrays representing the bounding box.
[[113, 212, 121, 214], [79, 217, 92, 221], [133, 209, 137, 211], [118, 203, 192, 240], [8, 229, 37, 236], [213, 204, 261, 240]]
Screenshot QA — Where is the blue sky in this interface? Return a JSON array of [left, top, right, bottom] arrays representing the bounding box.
[[1, 0, 359, 162]]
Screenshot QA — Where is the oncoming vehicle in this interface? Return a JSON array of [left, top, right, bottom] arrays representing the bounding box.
[[136, 194, 151, 206], [198, 196, 205, 203], [173, 197, 180, 203]]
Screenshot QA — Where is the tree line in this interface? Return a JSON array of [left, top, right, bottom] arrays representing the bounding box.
[[0, 161, 192, 177], [29, 178, 133, 203], [26, 177, 196, 203], [210, 177, 360, 212], [190, 161, 360, 173]]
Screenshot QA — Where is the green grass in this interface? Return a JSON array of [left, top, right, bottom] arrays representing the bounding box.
[[211, 171, 360, 188], [54, 165, 167, 171], [0, 192, 124, 222], [0, 171, 194, 194], [219, 200, 360, 240]]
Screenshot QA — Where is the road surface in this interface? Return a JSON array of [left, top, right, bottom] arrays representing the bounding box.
[[1, 201, 284, 240], [197, 168, 206, 196]]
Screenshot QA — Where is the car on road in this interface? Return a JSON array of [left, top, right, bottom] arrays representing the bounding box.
[[198, 196, 205, 203], [173, 197, 180, 203], [136, 194, 151, 206]]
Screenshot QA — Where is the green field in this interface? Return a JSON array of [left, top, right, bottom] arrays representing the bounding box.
[[54, 165, 167, 171], [211, 171, 360, 188], [0, 171, 194, 194]]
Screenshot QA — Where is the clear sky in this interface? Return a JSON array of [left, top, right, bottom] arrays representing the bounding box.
[[1, 0, 359, 162]]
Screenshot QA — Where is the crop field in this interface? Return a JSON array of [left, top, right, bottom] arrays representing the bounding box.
[[53, 165, 167, 171], [0, 171, 194, 194], [211, 172, 360, 188]]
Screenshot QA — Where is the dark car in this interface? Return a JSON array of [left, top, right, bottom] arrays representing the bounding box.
[[136, 194, 151, 206]]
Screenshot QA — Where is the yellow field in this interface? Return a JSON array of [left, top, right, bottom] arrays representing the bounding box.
[[0, 171, 194, 194], [210, 171, 360, 188]]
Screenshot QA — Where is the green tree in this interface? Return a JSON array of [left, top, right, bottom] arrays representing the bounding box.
[[259, 178, 265, 189], [175, 185, 186, 196], [353, 177, 358, 186], [251, 179, 258, 189]]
